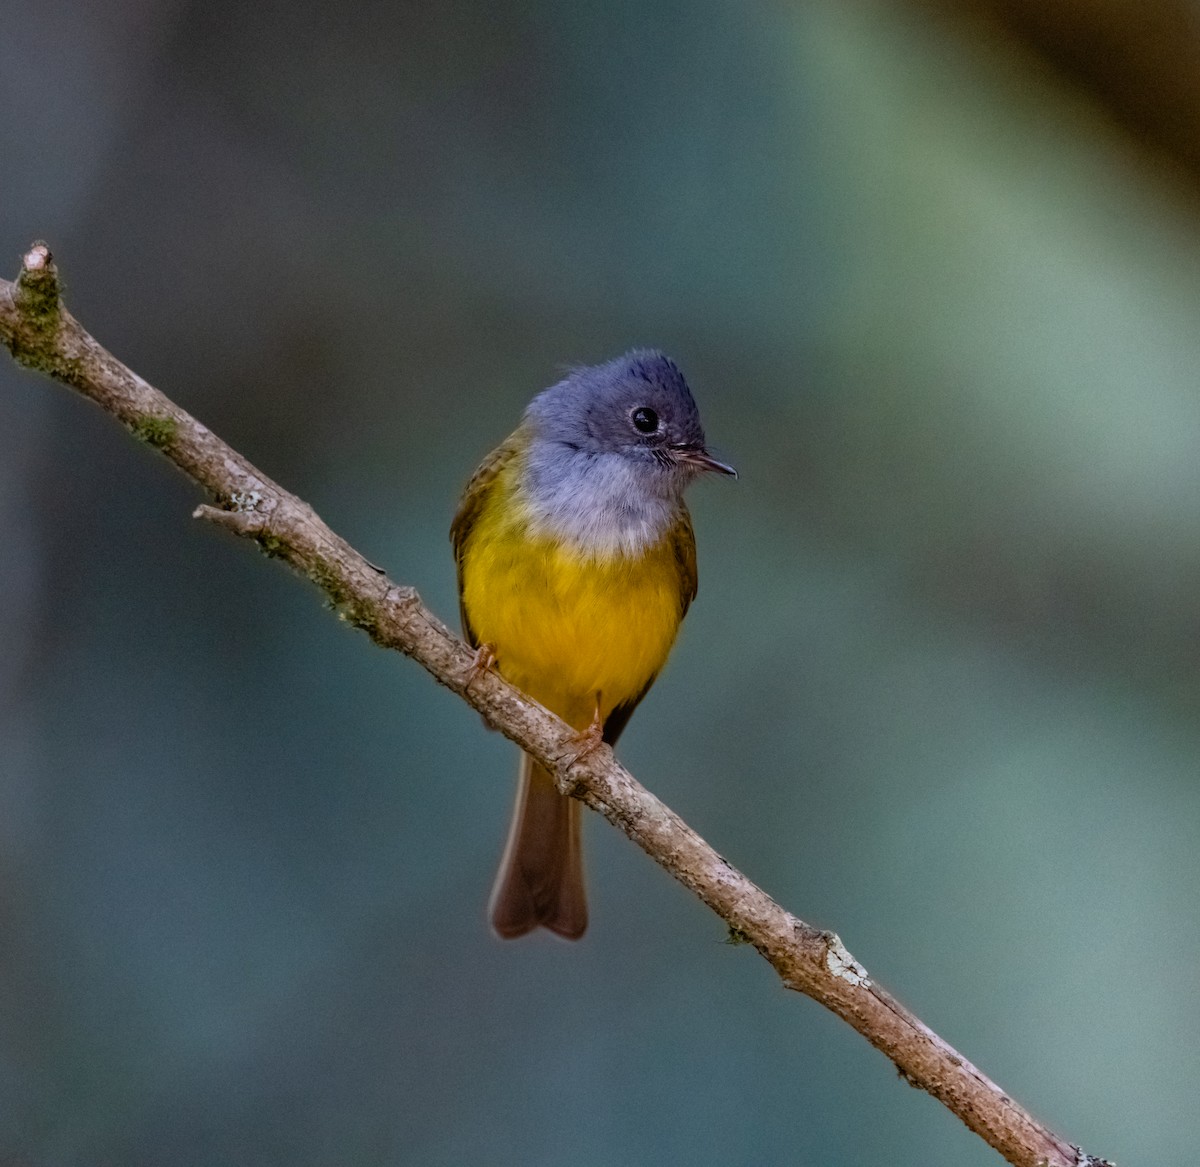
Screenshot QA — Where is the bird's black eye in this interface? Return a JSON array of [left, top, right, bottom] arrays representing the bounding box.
[[631, 406, 659, 434]]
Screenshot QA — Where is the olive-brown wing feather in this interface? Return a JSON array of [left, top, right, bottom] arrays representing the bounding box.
[[450, 432, 524, 648]]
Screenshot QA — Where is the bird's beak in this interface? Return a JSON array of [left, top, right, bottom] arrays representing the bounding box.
[[671, 446, 738, 478]]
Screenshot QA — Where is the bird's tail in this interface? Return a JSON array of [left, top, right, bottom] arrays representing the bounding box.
[[489, 752, 587, 940]]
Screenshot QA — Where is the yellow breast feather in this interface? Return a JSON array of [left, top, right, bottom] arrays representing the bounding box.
[[453, 441, 696, 729]]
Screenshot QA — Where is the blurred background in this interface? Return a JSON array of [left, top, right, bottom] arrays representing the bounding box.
[[2, 1, 1198, 1163]]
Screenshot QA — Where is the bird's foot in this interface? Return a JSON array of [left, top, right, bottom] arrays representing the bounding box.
[[560, 701, 606, 768], [460, 643, 496, 691]]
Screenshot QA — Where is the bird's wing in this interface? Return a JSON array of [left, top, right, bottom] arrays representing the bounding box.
[[672, 503, 699, 621], [450, 431, 523, 648]]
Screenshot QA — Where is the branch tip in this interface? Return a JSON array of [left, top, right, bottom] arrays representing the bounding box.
[[22, 241, 52, 274], [13, 240, 64, 338]]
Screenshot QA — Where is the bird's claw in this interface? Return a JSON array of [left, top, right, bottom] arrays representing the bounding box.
[[460, 643, 496, 691], [560, 701, 606, 768]]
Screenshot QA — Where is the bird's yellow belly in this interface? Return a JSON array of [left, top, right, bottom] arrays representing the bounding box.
[[460, 527, 685, 729]]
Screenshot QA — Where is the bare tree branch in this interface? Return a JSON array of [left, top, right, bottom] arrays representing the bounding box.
[[0, 243, 1110, 1167]]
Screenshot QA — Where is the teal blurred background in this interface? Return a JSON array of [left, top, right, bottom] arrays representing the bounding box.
[[2, 2, 1198, 1163]]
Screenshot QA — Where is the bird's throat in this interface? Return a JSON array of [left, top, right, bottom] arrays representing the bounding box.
[[519, 445, 682, 557]]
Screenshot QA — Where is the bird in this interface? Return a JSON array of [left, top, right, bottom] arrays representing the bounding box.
[[451, 350, 735, 939]]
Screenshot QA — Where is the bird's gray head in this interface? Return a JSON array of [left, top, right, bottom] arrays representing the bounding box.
[[525, 350, 736, 482], [519, 351, 734, 555]]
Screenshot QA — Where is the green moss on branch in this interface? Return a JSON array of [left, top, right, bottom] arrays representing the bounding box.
[[130, 414, 179, 449]]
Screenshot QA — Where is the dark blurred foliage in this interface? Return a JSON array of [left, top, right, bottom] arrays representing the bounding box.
[[2, 2, 1199, 1164], [922, 0, 1200, 190]]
